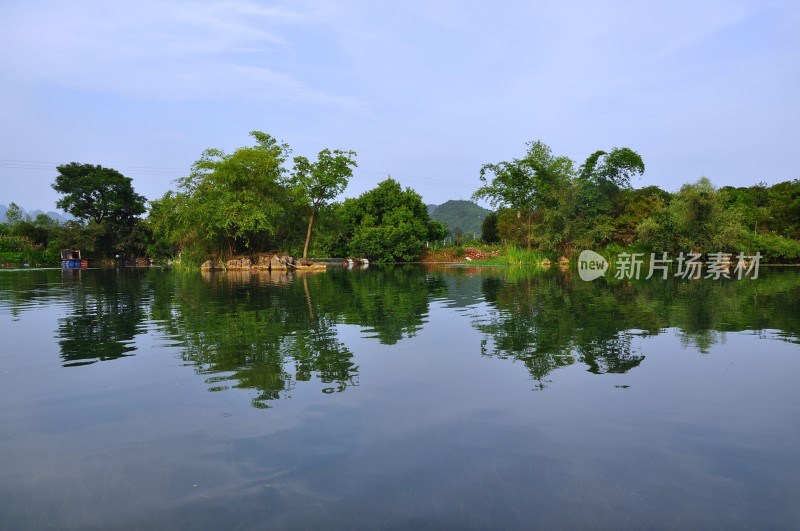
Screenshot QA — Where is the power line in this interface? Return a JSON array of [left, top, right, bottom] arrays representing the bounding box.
[[0, 159, 479, 190]]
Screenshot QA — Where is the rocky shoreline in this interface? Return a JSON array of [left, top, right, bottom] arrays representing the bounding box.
[[200, 253, 326, 272]]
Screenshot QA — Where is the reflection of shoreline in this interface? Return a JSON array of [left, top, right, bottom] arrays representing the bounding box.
[[473, 266, 800, 387], [201, 270, 294, 285], [4, 266, 800, 408], [419, 263, 514, 277]]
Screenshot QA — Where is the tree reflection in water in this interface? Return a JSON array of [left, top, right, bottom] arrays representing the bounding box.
[[470, 266, 800, 388], [57, 269, 149, 366], [2, 264, 797, 406], [156, 266, 445, 407]]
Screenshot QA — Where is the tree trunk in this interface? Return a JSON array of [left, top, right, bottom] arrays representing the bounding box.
[[302, 208, 316, 263], [527, 209, 533, 250]]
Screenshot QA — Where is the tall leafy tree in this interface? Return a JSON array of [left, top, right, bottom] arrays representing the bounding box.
[[339, 178, 445, 262], [575, 147, 645, 245], [292, 148, 357, 263], [472, 140, 574, 250], [578, 148, 645, 189], [53, 163, 146, 224], [168, 131, 293, 257], [52, 163, 146, 256]]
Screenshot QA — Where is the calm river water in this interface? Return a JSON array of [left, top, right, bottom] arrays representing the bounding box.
[[1, 265, 799, 530]]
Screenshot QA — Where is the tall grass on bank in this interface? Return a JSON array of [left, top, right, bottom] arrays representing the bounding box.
[[502, 245, 548, 265], [473, 244, 549, 266]]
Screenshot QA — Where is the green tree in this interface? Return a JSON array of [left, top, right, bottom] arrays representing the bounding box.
[[53, 163, 146, 224], [473, 140, 575, 251], [481, 212, 500, 244], [637, 177, 747, 253], [575, 148, 645, 245], [766, 180, 800, 239], [11, 213, 59, 248], [578, 148, 645, 190], [292, 148, 357, 263], [339, 178, 443, 262], [164, 131, 293, 258], [4, 203, 26, 225], [614, 186, 670, 244], [52, 163, 147, 257]]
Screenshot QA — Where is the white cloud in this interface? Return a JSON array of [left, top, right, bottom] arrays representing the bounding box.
[[0, 0, 353, 106]]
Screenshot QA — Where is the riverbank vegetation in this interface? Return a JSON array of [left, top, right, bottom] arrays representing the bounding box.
[[474, 141, 800, 263], [2, 134, 799, 267], [145, 132, 446, 267]]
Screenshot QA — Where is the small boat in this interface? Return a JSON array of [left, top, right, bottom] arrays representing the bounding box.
[[61, 249, 88, 268]]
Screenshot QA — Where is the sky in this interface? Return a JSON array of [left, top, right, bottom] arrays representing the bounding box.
[[1, 0, 798, 213]]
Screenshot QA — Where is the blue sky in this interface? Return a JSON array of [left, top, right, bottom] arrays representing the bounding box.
[[1, 0, 798, 212]]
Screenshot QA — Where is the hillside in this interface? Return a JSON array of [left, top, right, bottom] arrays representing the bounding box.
[[428, 200, 492, 237]]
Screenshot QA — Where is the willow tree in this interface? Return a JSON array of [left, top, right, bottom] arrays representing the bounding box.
[[292, 148, 357, 263]]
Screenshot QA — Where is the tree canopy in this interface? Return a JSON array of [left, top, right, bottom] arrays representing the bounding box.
[[53, 163, 146, 224], [338, 178, 447, 262], [292, 148, 357, 262], [151, 131, 294, 258]]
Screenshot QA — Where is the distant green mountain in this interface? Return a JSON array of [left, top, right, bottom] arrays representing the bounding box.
[[428, 200, 492, 237], [0, 204, 72, 223]]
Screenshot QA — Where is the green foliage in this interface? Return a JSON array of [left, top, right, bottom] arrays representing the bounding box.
[[292, 147, 357, 261], [21, 246, 60, 266], [613, 186, 670, 244], [471, 141, 800, 261], [473, 140, 575, 251], [0, 251, 22, 264], [300, 205, 341, 258], [148, 132, 361, 264], [152, 131, 294, 260], [500, 245, 547, 266], [746, 233, 800, 262], [339, 178, 442, 262], [475, 267, 800, 386], [48, 220, 91, 255], [766, 180, 800, 239], [474, 140, 573, 212], [0, 234, 27, 253], [579, 148, 645, 189], [574, 148, 645, 246], [13, 219, 50, 249], [427, 219, 448, 242], [481, 211, 499, 244], [53, 163, 146, 224], [4, 203, 25, 225], [50, 163, 147, 258], [0, 213, 65, 265], [635, 177, 749, 253]]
